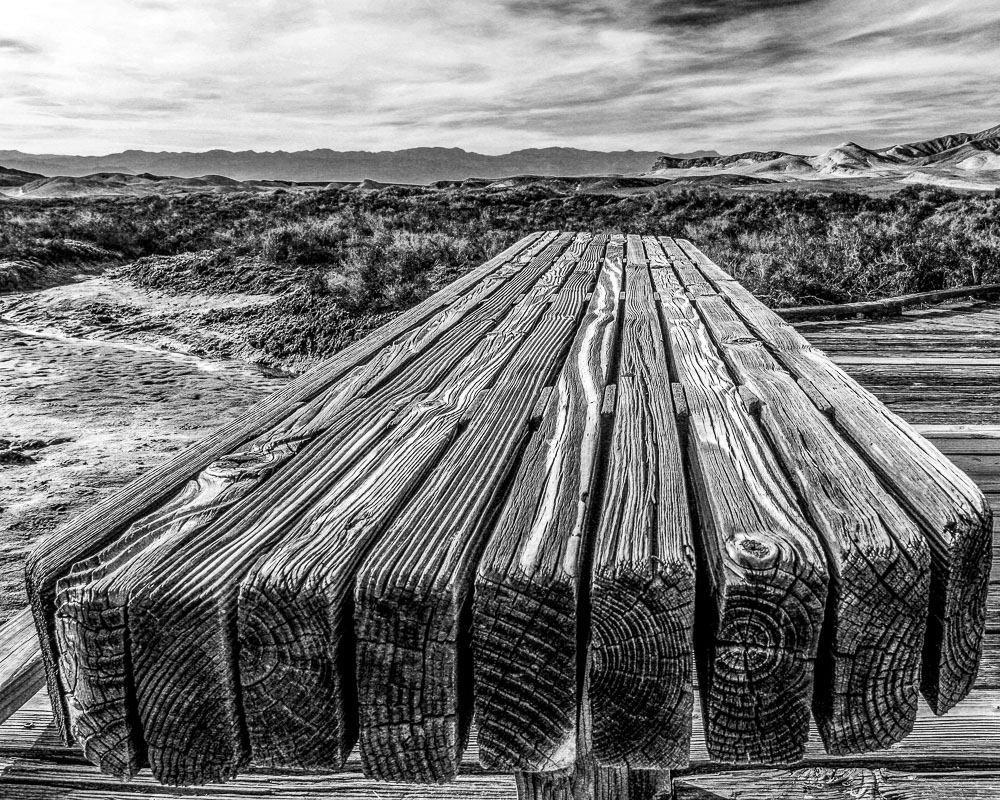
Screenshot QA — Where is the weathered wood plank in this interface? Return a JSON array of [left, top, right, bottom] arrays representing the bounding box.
[[354, 236, 610, 783], [677, 768, 1000, 799], [686, 687, 1000, 770], [778, 281, 1000, 321], [472, 236, 624, 774], [8, 762, 1000, 800], [657, 238, 713, 298], [586, 236, 695, 770], [515, 670, 673, 800], [690, 286, 931, 755], [651, 251, 828, 765], [516, 768, 672, 800], [49, 234, 577, 784], [123, 235, 586, 786], [917, 426, 1000, 442], [25, 231, 549, 745], [12, 683, 1000, 774], [230, 234, 591, 777], [0, 757, 518, 799], [7, 763, 1000, 800], [0, 609, 45, 728], [677, 238, 995, 716]]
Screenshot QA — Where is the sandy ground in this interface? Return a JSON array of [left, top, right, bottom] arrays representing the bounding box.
[[0, 282, 287, 626], [0, 276, 278, 364]]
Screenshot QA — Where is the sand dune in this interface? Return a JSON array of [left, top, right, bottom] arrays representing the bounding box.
[[649, 122, 1000, 190]]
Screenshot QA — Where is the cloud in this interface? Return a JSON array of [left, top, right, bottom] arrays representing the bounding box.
[[0, 0, 998, 156], [0, 37, 39, 54], [650, 0, 820, 26], [502, 0, 820, 28]]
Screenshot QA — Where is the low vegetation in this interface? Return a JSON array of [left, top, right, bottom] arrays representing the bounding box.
[[2, 184, 999, 363]]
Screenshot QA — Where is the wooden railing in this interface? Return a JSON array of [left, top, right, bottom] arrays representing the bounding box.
[[777, 283, 1000, 321]]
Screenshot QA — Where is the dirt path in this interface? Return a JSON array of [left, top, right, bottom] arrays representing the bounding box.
[[0, 312, 285, 626]]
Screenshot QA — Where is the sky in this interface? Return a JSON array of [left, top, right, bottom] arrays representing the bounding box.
[[2, 0, 999, 156]]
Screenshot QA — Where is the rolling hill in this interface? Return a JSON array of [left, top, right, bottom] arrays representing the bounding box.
[[0, 165, 45, 188], [650, 123, 1000, 190]]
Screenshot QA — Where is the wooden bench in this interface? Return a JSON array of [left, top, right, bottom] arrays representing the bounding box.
[[2, 232, 993, 799]]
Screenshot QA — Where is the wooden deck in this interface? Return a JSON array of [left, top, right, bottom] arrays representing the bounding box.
[[2, 247, 1000, 798]]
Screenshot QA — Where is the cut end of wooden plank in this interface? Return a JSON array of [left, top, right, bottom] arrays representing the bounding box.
[[129, 591, 249, 786], [810, 541, 930, 755], [237, 579, 355, 770], [474, 574, 578, 773], [53, 594, 143, 780], [700, 569, 827, 766], [923, 501, 995, 715], [355, 582, 467, 783], [589, 562, 695, 769]]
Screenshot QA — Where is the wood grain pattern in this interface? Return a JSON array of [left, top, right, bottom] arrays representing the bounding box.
[[127, 234, 583, 786], [677, 768, 1000, 800], [20, 229, 998, 796], [689, 285, 931, 755], [677, 238, 994, 716], [0, 608, 45, 728], [473, 236, 623, 775], [0, 756, 518, 799], [586, 235, 695, 770], [17, 682, 1000, 774], [651, 245, 828, 765], [49, 233, 575, 784], [353, 235, 607, 783], [657, 239, 713, 298], [26, 231, 548, 745], [234, 233, 591, 780], [6, 428, 1000, 796], [516, 649, 673, 800]]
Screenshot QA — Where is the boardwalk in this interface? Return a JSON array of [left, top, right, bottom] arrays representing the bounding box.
[[1, 235, 997, 799]]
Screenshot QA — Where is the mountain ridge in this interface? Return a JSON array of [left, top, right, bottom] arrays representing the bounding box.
[[0, 146, 719, 184], [649, 123, 1000, 190]]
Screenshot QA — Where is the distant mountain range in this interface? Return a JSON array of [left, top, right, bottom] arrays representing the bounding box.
[[3, 124, 1000, 197], [0, 147, 718, 184], [650, 123, 1000, 190]]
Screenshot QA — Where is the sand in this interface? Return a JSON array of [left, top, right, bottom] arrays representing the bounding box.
[[0, 285, 286, 626]]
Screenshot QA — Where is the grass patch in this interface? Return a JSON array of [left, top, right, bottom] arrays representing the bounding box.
[[4, 184, 999, 362]]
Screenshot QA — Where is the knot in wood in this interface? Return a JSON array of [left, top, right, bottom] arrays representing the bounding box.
[[732, 533, 779, 570]]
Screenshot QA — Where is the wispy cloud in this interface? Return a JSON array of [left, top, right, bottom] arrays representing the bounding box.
[[503, 0, 821, 28], [0, 0, 998, 155], [0, 37, 40, 54]]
